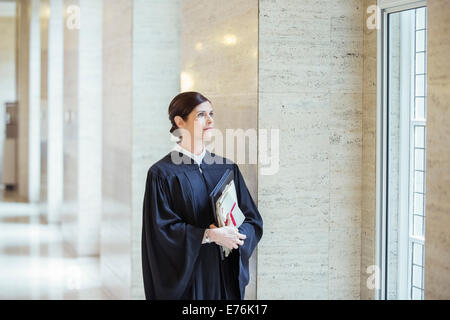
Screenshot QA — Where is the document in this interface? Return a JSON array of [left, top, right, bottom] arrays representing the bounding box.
[[215, 180, 245, 257]]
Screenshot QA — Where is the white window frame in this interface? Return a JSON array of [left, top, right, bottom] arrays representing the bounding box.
[[375, 0, 427, 300]]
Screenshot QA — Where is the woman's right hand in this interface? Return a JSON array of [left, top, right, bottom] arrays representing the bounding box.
[[209, 213, 246, 250]]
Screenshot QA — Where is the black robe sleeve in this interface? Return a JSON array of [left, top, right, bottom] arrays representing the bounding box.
[[141, 169, 205, 300], [233, 163, 264, 299]]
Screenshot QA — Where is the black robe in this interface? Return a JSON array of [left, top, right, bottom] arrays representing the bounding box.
[[141, 149, 263, 300]]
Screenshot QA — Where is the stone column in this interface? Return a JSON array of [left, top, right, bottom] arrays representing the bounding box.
[[16, 0, 41, 202], [46, 0, 64, 222], [62, 0, 102, 256], [361, 0, 377, 300], [258, 0, 364, 299], [101, 0, 133, 299], [0, 2, 16, 185], [28, 0, 41, 203], [101, 0, 181, 299], [424, 0, 450, 300]]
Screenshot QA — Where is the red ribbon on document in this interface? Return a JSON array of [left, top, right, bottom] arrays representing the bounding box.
[[225, 202, 237, 226]]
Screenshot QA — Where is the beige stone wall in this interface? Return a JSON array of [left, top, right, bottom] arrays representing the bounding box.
[[16, 0, 30, 200], [101, 0, 133, 299], [40, 0, 49, 200], [0, 15, 16, 184], [180, 0, 258, 299], [62, 0, 103, 256], [46, 0, 64, 223], [424, 0, 450, 300], [130, 0, 182, 299], [62, 0, 79, 252], [360, 0, 377, 300], [15, 0, 42, 202], [258, 0, 364, 299]]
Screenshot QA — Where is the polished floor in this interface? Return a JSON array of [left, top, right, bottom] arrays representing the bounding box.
[[0, 187, 111, 300]]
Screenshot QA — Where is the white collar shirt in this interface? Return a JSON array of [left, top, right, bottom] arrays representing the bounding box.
[[173, 143, 206, 167]]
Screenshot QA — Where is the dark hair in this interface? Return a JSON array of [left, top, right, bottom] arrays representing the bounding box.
[[168, 91, 211, 137]]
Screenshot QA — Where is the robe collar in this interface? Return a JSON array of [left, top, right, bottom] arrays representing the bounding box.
[[172, 142, 206, 166]]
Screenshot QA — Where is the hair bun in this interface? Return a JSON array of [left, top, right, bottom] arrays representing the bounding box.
[[168, 91, 211, 138]]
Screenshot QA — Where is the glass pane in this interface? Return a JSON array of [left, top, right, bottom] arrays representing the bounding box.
[[416, 52, 425, 74], [412, 265, 422, 288], [416, 74, 425, 96], [416, 7, 426, 29], [413, 242, 424, 266], [387, 10, 405, 299], [415, 149, 424, 171], [412, 287, 423, 300], [415, 171, 424, 193], [415, 126, 425, 148], [415, 97, 425, 120], [413, 215, 424, 237], [416, 30, 425, 51], [414, 193, 424, 216]]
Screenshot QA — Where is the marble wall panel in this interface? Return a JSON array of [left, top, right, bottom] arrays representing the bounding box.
[[258, 0, 364, 299], [424, 0, 450, 300]]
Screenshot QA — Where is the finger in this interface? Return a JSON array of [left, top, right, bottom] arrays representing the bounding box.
[[238, 233, 246, 239], [233, 243, 238, 249], [226, 213, 232, 226], [238, 239, 244, 246]]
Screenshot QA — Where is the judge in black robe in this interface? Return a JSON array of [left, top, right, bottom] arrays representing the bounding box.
[[141, 149, 263, 300]]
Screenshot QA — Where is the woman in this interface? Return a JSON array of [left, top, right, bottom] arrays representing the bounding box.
[[141, 91, 263, 300]]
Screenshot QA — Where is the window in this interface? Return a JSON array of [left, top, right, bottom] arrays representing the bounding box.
[[379, 4, 427, 300], [409, 6, 427, 300]]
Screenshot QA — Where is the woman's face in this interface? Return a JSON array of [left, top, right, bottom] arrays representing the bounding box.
[[175, 101, 214, 143]]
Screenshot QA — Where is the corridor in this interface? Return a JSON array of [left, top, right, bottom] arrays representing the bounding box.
[[0, 190, 110, 299], [0, 0, 449, 300]]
